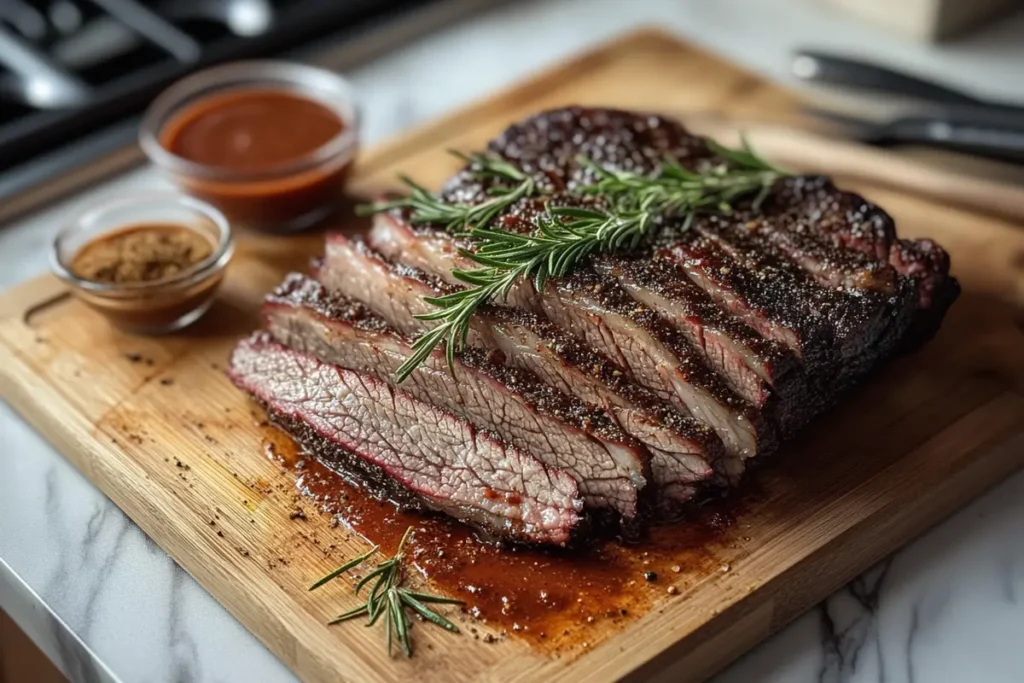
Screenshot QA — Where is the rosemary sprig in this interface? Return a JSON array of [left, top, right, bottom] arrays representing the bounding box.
[[355, 151, 535, 234], [310, 527, 465, 657], [575, 138, 784, 214], [389, 141, 784, 382], [393, 198, 659, 382]]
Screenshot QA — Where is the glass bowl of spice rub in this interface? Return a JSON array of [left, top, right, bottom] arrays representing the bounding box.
[[139, 61, 360, 233], [51, 193, 233, 334]]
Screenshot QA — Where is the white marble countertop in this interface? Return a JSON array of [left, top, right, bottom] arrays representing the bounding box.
[[2, 1, 1024, 681]]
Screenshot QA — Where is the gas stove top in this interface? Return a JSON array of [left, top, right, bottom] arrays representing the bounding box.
[[0, 0, 502, 223]]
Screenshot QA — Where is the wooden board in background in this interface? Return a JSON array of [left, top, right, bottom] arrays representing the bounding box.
[[2, 29, 1024, 683]]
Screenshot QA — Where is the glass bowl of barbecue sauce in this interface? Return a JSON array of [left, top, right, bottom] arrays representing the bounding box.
[[140, 61, 359, 233], [51, 193, 233, 334]]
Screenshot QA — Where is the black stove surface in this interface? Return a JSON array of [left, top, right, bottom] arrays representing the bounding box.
[[0, 0, 497, 221]]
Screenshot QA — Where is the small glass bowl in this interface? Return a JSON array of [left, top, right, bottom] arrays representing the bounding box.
[[139, 61, 360, 233], [51, 193, 234, 335]]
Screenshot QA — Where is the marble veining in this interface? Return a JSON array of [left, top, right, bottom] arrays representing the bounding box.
[[715, 466, 1024, 683], [2, 0, 1024, 681], [815, 560, 893, 683], [168, 569, 202, 683]]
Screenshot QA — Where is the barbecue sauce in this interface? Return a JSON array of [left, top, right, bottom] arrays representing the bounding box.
[[162, 89, 344, 171], [158, 89, 353, 229]]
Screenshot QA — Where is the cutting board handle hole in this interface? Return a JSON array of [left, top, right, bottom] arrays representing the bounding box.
[[23, 290, 72, 327]]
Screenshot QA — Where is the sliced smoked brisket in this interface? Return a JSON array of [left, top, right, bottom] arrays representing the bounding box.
[[262, 273, 650, 521], [229, 333, 583, 545], [229, 106, 958, 545], [366, 105, 957, 464], [368, 212, 771, 469], [591, 253, 811, 432], [318, 234, 725, 495]]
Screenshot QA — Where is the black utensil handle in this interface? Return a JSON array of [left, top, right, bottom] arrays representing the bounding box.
[[884, 118, 1024, 164], [792, 50, 981, 106]]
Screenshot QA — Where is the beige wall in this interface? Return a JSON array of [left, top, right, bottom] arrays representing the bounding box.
[[820, 0, 1022, 39]]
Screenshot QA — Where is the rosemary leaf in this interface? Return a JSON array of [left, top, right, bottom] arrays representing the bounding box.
[[308, 545, 378, 591], [356, 151, 534, 234], [327, 605, 369, 625], [705, 136, 780, 172], [394, 279, 505, 384], [390, 589, 412, 657], [366, 587, 386, 627], [401, 591, 467, 606], [400, 592, 461, 633], [456, 150, 529, 182], [355, 562, 393, 595]]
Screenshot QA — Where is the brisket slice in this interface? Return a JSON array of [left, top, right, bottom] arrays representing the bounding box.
[[370, 211, 539, 312], [318, 234, 724, 493], [760, 174, 959, 319], [659, 218, 918, 385], [591, 253, 809, 430], [888, 237, 960, 345], [541, 268, 770, 460], [262, 273, 648, 521], [228, 333, 582, 546], [368, 216, 770, 467]]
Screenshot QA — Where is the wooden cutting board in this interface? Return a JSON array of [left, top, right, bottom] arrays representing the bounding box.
[[2, 28, 1024, 683]]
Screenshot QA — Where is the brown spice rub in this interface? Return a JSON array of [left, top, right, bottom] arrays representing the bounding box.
[[71, 224, 213, 284]]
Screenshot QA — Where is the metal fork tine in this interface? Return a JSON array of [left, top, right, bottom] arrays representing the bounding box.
[[90, 0, 201, 63], [0, 26, 90, 108]]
